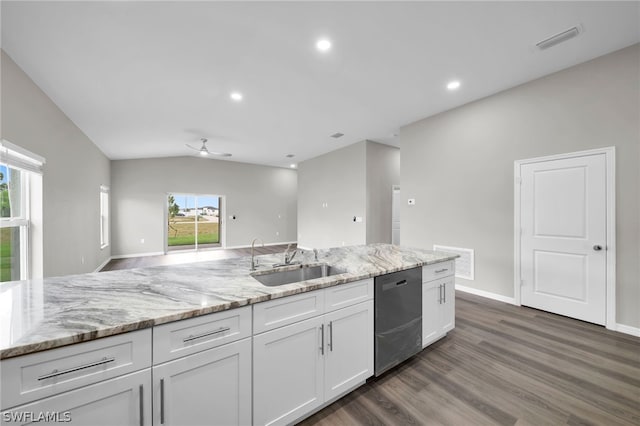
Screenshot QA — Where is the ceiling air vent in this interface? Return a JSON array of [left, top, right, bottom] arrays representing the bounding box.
[[536, 26, 581, 50], [330, 132, 344, 139]]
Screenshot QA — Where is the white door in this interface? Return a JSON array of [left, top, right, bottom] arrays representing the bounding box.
[[391, 186, 401, 245], [253, 316, 324, 426], [152, 339, 251, 426], [520, 153, 607, 325], [324, 301, 373, 401], [422, 281, 442, 347], [1, 369, 151, 426]]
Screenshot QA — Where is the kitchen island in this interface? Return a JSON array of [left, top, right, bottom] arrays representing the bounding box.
[[0, 244, 457, 425]]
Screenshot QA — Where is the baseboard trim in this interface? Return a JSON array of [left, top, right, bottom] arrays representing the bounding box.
[[111, 251, 165, 260], [455, 284, 516, 305], [94, 257, 112, 273], [614, 323, 640, 337], [225, 241, 297, 250]]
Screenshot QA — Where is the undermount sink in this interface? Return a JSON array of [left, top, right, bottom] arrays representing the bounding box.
[[251, 263, 347, 287]]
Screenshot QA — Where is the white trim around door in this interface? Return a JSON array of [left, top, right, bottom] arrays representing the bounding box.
[[514, 147, 616, 330]]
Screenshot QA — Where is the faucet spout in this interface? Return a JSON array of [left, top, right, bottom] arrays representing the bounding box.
[[251, 238, 264, 271], [283, 244, 302, 265]]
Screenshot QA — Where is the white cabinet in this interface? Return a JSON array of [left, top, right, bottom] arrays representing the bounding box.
[[253, 279, 374, 426], [152, 338, 251, 426], [1, 368, 151, 426], [253, 316, 325, 426], [1, 330, 152, 426], [422, 263, 455, 348], [151, 306, 252, 426], [324, 300, 373, 402]]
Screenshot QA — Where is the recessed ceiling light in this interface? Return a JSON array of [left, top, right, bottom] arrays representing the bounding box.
[[330, 132, 344, 139], [286, 154, 295, 158], [290, 164, 297, 168], [316, 39, 331, 52], [230, 92, 243, 101], [447, 81, 461, 90]]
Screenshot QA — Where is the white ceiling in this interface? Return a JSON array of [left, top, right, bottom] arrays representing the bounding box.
[[2, 1, 638, 168]]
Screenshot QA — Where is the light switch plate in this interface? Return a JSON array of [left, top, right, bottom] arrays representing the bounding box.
[[408, 198, 416, 205]]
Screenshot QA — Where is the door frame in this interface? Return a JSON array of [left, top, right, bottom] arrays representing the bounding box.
[[513, 147, 616, 329], [164, 192, 226, 253]]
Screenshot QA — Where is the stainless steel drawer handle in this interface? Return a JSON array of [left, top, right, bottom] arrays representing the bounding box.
[[139, 384, 144, 426], [37, 357, 115, 381], [160, 378, 165, 424], [435, 268, 448, 273], [328, 321, 334, 352], [183, 327, 231, 343], [320, 324, 325, 355]]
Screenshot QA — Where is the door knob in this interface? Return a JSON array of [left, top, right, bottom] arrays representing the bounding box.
[[593, 245, 603, 251]]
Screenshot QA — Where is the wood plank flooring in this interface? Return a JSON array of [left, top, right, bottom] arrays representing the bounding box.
[[100, 243, 295, 271], [300, 292, 640, 426]]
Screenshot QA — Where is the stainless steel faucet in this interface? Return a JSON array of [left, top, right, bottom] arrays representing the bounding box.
[[283, 243, 302, 265], [251, 238, 264, 271], [313, 248, 319, 262]]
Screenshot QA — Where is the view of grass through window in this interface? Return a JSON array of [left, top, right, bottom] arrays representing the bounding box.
[[167, 194, 220, 251], [0, 164, 22, 282]]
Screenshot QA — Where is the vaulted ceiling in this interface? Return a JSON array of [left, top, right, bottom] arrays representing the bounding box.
[[2, 1, 638, 168]]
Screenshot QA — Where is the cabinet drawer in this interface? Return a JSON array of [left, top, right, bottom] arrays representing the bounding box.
[[324, 279, 373, 313], [422, 261, 454, 282], [0, 329, 151, 410], [153, 306, 251, 364], [253, 290, 325, 334]]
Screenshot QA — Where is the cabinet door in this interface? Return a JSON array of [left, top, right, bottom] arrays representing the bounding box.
[[0, 369, 151, 426], [152, 338, 251, 426], [422, 282, 442, 347], [324, 300, 373, 402], [440, 277, 455, 334], [253, 316, 324, 426]]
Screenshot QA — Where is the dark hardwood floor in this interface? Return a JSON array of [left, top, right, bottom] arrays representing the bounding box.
[[300, 292, 640, 426], [100, 243, 295, 271]]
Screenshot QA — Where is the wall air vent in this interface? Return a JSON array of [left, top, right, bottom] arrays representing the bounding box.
[[536, 26, 581, 50], [330, 133, 344, 139]]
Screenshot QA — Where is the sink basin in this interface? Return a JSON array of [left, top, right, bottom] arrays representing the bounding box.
[[251, 263, 347, 287]]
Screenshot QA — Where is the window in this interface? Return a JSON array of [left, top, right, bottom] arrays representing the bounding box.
[[167, 194, 221, 251], [0, 140, 44, 282], [100, 185, 110, 249]]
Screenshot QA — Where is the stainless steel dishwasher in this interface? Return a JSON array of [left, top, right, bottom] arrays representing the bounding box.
[[374, 266, 422, 376]]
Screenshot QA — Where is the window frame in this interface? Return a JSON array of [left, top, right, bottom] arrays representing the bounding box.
[[0, 140, 44, 281], [100, 185, 110, 249]]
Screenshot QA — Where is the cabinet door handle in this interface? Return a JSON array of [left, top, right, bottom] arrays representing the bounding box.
[[319, 324, 325, 355], [443, 283, 446, 303], [439, 285, 443, 304], [435, 268, 448, 274], [160, 378, 165, 424], [330, 321, 334, 351], [37, 357, 115, 381], [139, 384, 144, 426], [183, 327, 230, 343]]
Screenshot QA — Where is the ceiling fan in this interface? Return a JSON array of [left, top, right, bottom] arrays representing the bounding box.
[[186, 138, 232, 157]]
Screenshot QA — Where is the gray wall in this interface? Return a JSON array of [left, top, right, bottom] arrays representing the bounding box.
[[1, 50, 111, 277], [297, 141, 367, 249], [400, 44, 639, 328], [366, 142, 400, 244], [110, 157, 297, 256], [297, 140, 399, 249]]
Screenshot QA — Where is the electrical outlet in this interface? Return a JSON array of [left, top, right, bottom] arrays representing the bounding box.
[[140, 238, 145, 244]]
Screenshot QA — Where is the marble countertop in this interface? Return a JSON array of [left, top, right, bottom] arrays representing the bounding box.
[[0, 244, 458, 359]]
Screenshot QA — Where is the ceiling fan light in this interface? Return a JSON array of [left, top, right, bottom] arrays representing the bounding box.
[[200, 149, 208, 156]]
